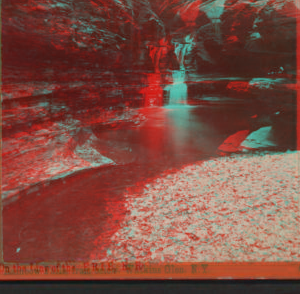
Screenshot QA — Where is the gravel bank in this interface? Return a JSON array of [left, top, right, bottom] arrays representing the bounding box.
[[93, 151, 300, 262]]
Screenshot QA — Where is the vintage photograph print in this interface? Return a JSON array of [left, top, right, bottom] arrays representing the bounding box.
[[1, 0, 300, 279]]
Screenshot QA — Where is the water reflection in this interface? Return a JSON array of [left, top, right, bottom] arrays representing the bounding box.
[[148, 38, 169, 73], [166, 70, 188, 106], [140, 73, 163, 107]]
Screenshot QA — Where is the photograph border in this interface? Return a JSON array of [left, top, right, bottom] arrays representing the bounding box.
[[0, 1, 299, 280]]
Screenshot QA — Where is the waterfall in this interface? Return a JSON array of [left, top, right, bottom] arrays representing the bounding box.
[[174, 35, 194, 71], [211, 18, 222, 43], [166, 70, 187, 106], [201, 0, 226, 42]]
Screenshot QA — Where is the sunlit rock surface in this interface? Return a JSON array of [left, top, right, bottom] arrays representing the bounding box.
[[241, 126, 276, 149], [2, 106, 146, 202], [2, 119, 115, 202]]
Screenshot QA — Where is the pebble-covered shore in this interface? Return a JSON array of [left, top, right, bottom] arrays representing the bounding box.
[[94, 151, 300, 262]]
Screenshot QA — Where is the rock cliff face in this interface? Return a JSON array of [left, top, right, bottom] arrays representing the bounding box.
[[2, 0, 298, 73]]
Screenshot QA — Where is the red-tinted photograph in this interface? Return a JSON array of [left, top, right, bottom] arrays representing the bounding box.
[[1, 0, 299, 279]]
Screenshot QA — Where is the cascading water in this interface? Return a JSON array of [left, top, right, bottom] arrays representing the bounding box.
[[165, 70, 187, 106], [211, 18, 222, 43], [200, 0, 226, 42], [174, 35, 194, 71]]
